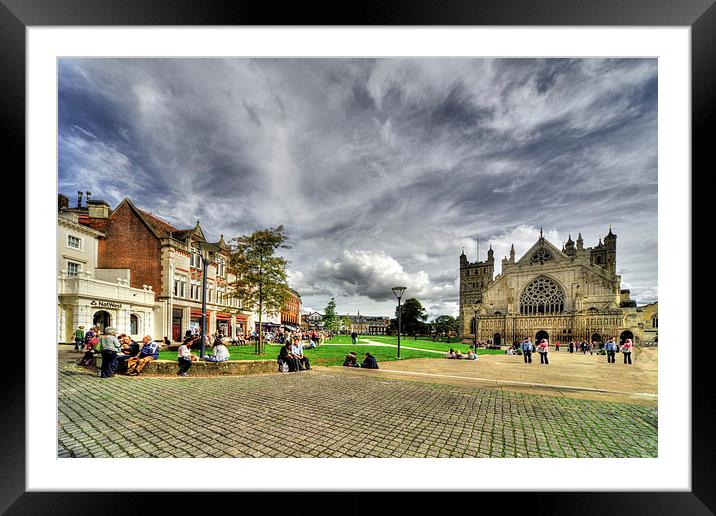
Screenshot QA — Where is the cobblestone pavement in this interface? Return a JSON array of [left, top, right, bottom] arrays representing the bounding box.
[[58, 362, 657, 458]]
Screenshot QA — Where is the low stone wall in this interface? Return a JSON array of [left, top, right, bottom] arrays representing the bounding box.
[[119, 359, 278, 376], [145, 359, 277, 376]]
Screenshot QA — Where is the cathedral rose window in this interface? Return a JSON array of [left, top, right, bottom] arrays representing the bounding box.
[[529, 248, 554, 265], [520, 275, 565, 315]]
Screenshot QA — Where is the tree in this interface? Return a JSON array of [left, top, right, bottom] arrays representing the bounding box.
[[228, 225, 291, 354], [322, 298, 339, 333], [392, 298, 429, 336], [433, 315, 459, 335], [341, 315, 353, 334]]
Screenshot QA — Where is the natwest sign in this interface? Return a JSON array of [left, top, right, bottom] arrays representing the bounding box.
[[90, 300, 123, 309]]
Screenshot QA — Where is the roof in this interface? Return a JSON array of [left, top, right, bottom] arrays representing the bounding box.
[[135, 208, 182, 237]]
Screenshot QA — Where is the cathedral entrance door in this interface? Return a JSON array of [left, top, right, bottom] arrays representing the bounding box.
[[493, 333, 501, 347], [591, 333, 603, 346], [619, 330, 634, 345], [535, 330, 549, 343]]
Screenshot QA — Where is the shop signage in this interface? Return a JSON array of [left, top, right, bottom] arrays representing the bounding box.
[[90, 300, 123, 309]]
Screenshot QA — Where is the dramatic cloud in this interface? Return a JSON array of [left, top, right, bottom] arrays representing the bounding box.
[[59, 58, 658, 318]]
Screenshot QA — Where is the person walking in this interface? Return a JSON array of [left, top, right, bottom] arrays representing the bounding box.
[[621, 338, 634, 365], [520, 338, 534, 363], [604, 338, 617, 364], [73, 326, 85, 352], [537, 338, 549, 364], [568, 341, 574, 354], [97, 327, 121, 378], [351, 331, 358, 345], [555, 340, 560, 352]]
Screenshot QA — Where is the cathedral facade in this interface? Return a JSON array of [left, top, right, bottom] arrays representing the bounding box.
[[459, 228, 646, 347]]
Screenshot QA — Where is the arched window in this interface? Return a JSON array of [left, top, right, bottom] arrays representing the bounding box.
[[130, 314, 139, 335], [530, 248, 554, 265], [519, 276, 565, 315], [651, 314, 658, 328]]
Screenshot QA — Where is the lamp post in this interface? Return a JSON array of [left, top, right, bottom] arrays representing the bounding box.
[[197, 240, 222, 359], [392, 286, 407, 359], [473, 309, 478, 351]]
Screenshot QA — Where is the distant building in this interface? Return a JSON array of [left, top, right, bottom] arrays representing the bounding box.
[[281, 289, 302, 331], [459, 228, 647, 346], [345, 312, 391, 335], [302, 311, 324, 330]]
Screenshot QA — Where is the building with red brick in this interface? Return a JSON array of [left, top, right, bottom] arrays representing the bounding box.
[[75, 196, 254, 342], [281, 289, 302, 331]]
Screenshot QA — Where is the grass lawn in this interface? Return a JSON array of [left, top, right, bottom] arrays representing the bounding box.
[[325, 334, 505, 354], [158, 337, 506, 367], [159, 344, 441, 367]]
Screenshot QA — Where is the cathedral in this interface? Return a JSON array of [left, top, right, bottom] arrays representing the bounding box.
[[459, 228, 646, 347]]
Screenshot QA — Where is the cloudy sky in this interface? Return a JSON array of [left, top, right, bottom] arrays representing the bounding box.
[[58, 58, 657, 318]]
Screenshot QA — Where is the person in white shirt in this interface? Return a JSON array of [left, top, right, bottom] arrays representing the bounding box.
[[290, 336, 311, 370], [202, 340, 230, 362]]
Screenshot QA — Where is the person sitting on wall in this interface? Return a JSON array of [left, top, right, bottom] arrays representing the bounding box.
[[466, 349, 478, 360], [362, 352, 379, 369], [202, 337, 230, 363], [115, 334, 140, 374], [277, 339, 299, 372], [291, 335, 311, 371], [126, 335, 160, 375], [78, 332, 100, 367], [343, 351, 360, 367], [446, 348, 457, 359], [177, 337, 198, 377]]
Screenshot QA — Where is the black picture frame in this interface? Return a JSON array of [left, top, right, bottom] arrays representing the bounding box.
[[5, 0, 709, 513]]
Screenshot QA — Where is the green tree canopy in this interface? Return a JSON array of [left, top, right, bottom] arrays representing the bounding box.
[[322, 298, 339, 333], [341, 315, 352, 333], [433, 315, 459, 335], [228, 225, 290, 354], [393, 298, 429, 335]]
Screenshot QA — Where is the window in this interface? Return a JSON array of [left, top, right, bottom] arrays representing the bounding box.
[[652, 314, 658, 328], [67, 261, 82, 277], [529, 248, 554, 265], [67, 235, 81, 250], [519, 276, 565, 315], [130, 314, 139, 334]]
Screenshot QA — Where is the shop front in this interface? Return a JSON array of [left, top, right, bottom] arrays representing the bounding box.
[[57, 274, 155, 344], [216, 312, 231, 337]]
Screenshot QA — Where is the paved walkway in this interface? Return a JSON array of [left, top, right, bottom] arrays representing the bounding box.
[[58, 357, 657, 458]]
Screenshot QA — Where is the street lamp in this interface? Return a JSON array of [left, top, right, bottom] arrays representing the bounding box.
[[392, 286, 407, 359], [197, 239, 222, 359], [473, 309, 478, 351]]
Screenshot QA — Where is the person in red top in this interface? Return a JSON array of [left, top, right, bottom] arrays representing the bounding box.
[[621, 338, 634, 365], [555, 341, 560, 352], [536, 339, 549, 364]]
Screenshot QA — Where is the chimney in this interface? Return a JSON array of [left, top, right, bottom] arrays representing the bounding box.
[[77, 191, 83, 208], [58, 193, 69, 211], [85, 191, 92, 203], [87, 199, 110, 218]]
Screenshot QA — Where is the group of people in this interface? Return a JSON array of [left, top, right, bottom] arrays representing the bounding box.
[[175, 330, 232, 376], [512, 336, 634, 365], [277, 335, 312, 372], [342, 351, 379, 369], [78, 326, 161, 378], [516, 338, 551, 364], [445, 348, 477, 360]]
